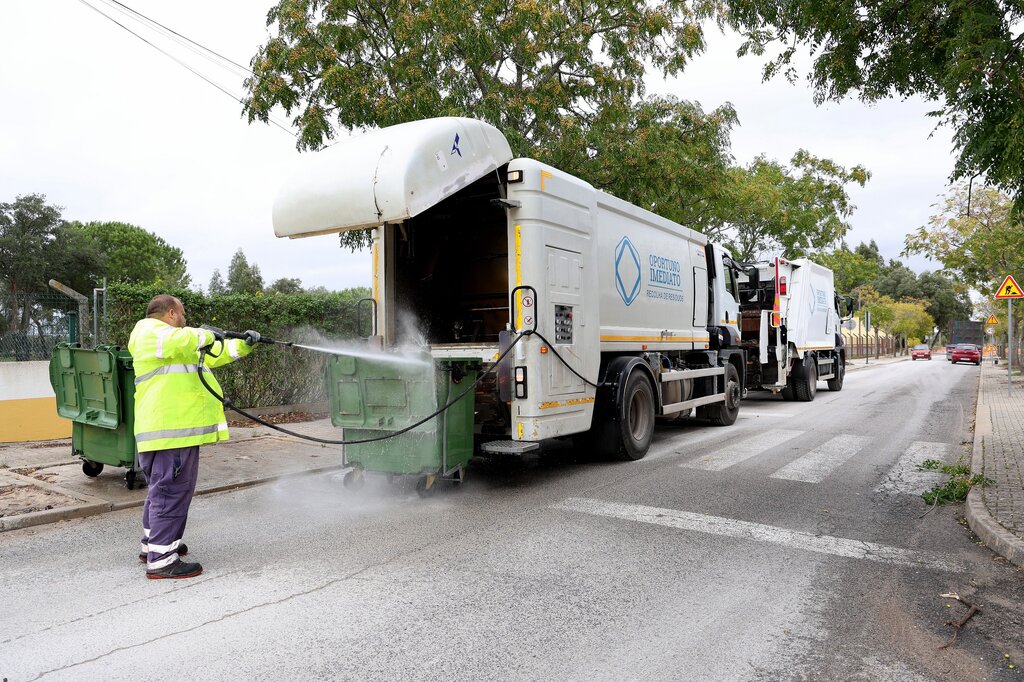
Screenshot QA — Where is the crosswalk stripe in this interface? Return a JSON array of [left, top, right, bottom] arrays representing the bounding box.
[[552, 498, 964, 572], [680, 429, 804, 471], [770, 434, 871, 483], [874, 441, 950, 496]]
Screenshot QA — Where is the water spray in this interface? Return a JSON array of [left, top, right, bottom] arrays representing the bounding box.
[[195, 326, 599, 448]]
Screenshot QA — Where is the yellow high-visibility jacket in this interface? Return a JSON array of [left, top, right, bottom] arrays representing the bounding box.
[[128, 318, 252, 453]]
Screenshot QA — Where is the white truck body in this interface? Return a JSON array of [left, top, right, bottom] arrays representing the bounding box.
[[739, 257, 846, 400], [274, 117, 744, 457]]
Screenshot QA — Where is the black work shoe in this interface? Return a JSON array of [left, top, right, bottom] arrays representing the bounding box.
[[139, 542, 188, 563], [146, 559, 203, 580]]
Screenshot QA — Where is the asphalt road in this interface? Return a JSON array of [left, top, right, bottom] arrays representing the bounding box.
[[2, 358, 1023, 681]]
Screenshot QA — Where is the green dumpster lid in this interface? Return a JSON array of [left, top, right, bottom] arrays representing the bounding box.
[[49, 344, 124, 429]]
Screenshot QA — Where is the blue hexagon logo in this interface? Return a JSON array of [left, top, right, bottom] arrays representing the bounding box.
[[614, 237, 642, 306]]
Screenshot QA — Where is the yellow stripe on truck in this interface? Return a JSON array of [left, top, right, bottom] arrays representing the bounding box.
[[600, 335, 709, 343], [515, 223, 523, 330]]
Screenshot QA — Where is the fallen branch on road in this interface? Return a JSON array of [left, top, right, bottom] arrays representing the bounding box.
[[938, 592, 982, 649]]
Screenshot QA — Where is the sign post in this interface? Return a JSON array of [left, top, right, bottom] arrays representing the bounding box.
[[995, 275, 1024, 395], [864, 310, 871, 365]]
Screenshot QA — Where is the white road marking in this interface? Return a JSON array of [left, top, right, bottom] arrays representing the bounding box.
[[874, 442, 950, 496], [680, 429, 804, 471], [770, 434, 871, 483], [646, 430, 727, 460], [552, 498, 964, 573]]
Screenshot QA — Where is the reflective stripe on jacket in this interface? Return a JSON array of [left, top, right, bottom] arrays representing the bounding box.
[[128, 318, 252, 453]]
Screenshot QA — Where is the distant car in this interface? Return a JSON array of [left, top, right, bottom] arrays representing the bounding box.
[[911, 344, 932, 360], [951, 343, 982, 365], [946, 344, 956, 361]]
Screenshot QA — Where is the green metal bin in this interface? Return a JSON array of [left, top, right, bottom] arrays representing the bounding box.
[[49, 343, 143, 488], [326, 351, 480, 495]]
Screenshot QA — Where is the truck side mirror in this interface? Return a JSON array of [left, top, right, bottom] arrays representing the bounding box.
[[845, 297, 856, 317]]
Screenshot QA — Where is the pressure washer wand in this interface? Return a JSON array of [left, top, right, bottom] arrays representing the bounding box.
[[202, 326, 294, 348]]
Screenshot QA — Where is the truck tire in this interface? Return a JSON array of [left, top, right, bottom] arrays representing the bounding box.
[[616, 370, 656, 460], [705, 363, 741, 426], [826, 353, 845, 392], [794, 355, 817, 402]]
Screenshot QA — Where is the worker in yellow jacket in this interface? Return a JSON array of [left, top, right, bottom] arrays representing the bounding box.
[[129, 294, 258, 579]]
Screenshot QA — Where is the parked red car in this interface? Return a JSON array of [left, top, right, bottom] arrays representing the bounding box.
[[950, 343, 982, 365], [911, 344, 932, 360]]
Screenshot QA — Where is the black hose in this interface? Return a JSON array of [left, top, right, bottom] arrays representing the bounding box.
[[197, 332, 525, 445], [195, 329, 603, 446]]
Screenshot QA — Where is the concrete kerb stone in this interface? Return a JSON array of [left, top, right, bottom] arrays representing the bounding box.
[[966, 366, 1024, 568]]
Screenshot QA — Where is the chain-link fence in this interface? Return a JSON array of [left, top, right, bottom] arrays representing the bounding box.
[[0, 293, 85, 362]]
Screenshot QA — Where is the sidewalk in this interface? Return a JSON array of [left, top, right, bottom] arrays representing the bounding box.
[[967, 362, 1024, 568], [844, 353, 909, 373], [0, 419, 346, 532]]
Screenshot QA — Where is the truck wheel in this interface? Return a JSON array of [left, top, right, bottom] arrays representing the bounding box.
[[616, 370, 655, 461], [82, 460, 104, 477], [794, 355, 817, 402], [826, 354, 845, 392], [706, 364, 741, 426]]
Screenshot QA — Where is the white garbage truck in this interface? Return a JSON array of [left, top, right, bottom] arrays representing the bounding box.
[[737, 257, 853, 401], [272, 116, 747, 461]]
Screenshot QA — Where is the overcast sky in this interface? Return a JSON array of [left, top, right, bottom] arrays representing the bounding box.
[[2, 0, 954, 292]]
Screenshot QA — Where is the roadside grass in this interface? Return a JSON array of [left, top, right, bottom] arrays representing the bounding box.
[[918, 458, 993, 505]]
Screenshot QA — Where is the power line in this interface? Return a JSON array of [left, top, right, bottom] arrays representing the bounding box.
[[74, 0, 296, 138], [96, 0, 253, 78]]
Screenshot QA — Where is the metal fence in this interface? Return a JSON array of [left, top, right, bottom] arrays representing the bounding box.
[[0, 293, 86, 362], [843, 333, 900, 359]]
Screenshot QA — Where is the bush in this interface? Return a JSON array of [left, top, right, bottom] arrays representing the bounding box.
[[106, 283, 371, 407], [918, 458, 992, 505]]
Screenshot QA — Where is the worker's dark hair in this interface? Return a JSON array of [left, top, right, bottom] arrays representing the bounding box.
[[146, 294, 181, 317]]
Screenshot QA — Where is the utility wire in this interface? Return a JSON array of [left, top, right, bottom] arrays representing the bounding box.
[[74, 0, 296, 138], [96, 0, 252, 77]]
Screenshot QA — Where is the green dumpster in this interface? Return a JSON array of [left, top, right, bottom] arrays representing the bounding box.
[[49, 343, 143, 489], [326, 351, 481, 496]]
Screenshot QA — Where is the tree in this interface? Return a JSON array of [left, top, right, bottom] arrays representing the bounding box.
[[67, 221, 190, 287], [267, 277, 304, 294], [245, 0, 704, 153], [208, 269, 228, 296], [872, 261, 923, 302], [0, 194, 101, 333], [244, 1, 868, 255], [720, 0, 1024, 210], [810, 244, 880, 295], [916, 271, 973, 331], [226, 250, 264, 294], [904, 184, 1023, 296], [890, 299, 935, 347], [722, 151, 869, 260], [855, 240, 885, 269]]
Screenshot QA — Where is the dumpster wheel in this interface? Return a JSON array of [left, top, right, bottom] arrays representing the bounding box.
[[125, 469, 138, 490], [416, 474, 438, 498], [343, 468, 365, 491], [82, 460, 104, 477]]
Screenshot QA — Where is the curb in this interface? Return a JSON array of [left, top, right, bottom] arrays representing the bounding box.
[[965, 367, 1024, 568], [1, 463, 348, 532]]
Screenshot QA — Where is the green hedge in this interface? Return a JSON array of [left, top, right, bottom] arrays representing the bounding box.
[[106, 283, 371, 408]]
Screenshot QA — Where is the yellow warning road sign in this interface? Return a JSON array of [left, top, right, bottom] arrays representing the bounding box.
[[995, 274, 1024, 299], [986, 315, 999, 325]]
